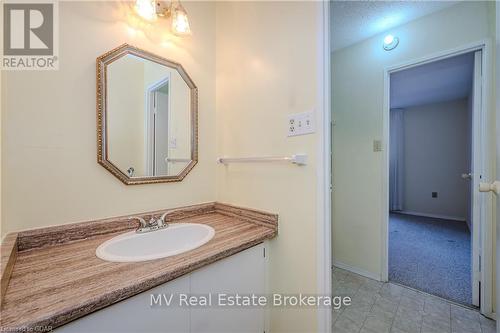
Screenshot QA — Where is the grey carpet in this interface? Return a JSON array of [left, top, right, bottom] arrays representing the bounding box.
[[389, 213, 472, 305]]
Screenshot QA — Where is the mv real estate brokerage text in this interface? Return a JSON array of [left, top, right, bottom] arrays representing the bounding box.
[[150, 293, 352, 309]]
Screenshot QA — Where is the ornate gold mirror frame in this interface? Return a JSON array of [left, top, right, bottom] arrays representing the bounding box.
[[96, 44, 198, 185]]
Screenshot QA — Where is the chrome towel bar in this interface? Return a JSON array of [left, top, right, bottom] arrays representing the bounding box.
[[165, 158, 192, 163], [217, 154, 307, 166]]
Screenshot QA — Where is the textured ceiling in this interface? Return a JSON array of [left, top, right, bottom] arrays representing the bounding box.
[[390, 52, 474, 109], [331, 1, 459, 51]]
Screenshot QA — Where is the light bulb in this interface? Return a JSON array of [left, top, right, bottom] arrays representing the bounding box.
[[171, 2, 191, 35], [135, 0, 157, 21], [383, 34, 399, 51]]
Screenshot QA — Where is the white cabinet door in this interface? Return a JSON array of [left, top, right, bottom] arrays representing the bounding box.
[[190, 244, 266, 333], [56, 274, 190, 333]]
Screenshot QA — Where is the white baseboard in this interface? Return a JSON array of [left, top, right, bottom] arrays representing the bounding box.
[[394, 210, 466, 222], [482, 311, 496, 321], [333, 261, 380, 281]]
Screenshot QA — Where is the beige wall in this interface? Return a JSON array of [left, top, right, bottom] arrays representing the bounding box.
[[332, 1, 496, 310], [1, 1, 217, 235], [107, 56, 146, 175], [215, 2, 321, 332]]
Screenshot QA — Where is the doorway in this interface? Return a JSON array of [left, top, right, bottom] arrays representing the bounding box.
[[383, 46, 491, 312], [146, 78, 170, 176]]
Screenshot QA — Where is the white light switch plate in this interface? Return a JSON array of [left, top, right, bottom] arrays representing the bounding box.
[[373, 140, 383, 152], [288, 111, 315, 137], [169, 138, 177, 149]]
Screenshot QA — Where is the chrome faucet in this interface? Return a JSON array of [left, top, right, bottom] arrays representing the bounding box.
[[129, 213, 169, 234]]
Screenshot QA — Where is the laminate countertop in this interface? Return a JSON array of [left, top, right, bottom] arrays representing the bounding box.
[[0, 203, 278, 331]]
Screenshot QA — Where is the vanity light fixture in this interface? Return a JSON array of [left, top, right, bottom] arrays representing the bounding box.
[[135, 0, 157, 21], [135, 0, 191, 35], [383, 34, 399, 51], [169, 1, 191, 35]]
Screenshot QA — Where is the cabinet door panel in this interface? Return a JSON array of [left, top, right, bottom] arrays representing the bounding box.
[[56, 275, 190, 333], [190, 244, 266, 333]]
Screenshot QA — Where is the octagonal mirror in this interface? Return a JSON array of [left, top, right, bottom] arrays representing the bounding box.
[[97, 44, 197, 185]]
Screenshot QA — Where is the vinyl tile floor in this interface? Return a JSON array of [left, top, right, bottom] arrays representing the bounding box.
[[332, 267, 496, 333]]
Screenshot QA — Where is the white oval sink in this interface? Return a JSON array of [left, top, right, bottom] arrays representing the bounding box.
[[96, 223, 215, 262]]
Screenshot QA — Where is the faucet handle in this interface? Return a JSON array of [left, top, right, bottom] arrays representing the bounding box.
[[160, 211, 168, 221], [159, 211, 171, 227], [129, 216, 147, 228], [160, 208, 184, 222]]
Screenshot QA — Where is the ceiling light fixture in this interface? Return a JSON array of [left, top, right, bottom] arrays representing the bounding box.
[[135, 0, 191, 36], [383, 34, 399, 51]]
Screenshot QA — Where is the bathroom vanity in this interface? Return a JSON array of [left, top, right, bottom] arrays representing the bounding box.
[[0, 45, 279, 333], [0, 203, 278, 332], [58, 244, 266, 333]]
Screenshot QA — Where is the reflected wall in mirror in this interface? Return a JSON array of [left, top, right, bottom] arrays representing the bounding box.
[[97, 44, 197, 184]]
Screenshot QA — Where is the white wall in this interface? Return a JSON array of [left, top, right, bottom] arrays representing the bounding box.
[[1, 1, 217, 235], [398, 99, 469, 221], [331, 1, 496, 278], [215, 2, 322, 332]]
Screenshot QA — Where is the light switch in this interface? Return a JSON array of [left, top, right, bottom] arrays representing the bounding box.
[[288, 111, 315, 137], [169, 138, 177, 149]]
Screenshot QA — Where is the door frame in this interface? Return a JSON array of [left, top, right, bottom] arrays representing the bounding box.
[[381, 39, 493, 316], [495, 4, 499, 328], [145, 76, 171, 176], [317, 0, 332, 332]]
